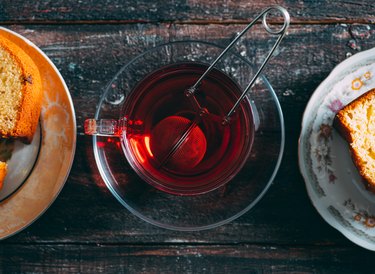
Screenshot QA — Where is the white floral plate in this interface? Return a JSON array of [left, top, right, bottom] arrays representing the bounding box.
[[0, 28, 76, 240], [299, 47, 375, 251]]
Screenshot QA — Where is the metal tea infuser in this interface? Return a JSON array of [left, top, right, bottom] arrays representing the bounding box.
[[85, 5, 290, 189], [159, 6, 290, 166], [186, 6, 290, 124], [85, 5, 289, 134]]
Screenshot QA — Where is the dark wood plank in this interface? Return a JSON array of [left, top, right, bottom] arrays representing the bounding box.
[[0, 23, 373, 245], [3, 134, 348, 245], [0, 244, 374, 273], [1, 1, 375, 23]]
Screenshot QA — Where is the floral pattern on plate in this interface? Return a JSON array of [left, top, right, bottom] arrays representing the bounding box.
[[299, 47, 375, 251]]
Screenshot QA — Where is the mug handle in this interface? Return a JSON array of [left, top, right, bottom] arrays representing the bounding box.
[[84, 118, 126, 137]]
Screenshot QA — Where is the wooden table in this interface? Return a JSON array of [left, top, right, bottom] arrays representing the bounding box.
[[1, 1, 375, 272]]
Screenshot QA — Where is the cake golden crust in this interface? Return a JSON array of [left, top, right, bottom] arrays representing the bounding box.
[[0, 161, 7, 190], [334, 88, 375, 192], [0, 35, 42, 143]]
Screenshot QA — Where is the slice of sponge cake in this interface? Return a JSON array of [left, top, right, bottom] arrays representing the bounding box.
[[334, 88, 375, 192], [0, 35, 42, 142], [0, 34, 43, 190]]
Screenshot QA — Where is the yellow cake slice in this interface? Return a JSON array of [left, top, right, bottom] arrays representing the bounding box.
[[0, 34, 43, 190], [0, 35, 42, 143], [334, 88, 375, 192]]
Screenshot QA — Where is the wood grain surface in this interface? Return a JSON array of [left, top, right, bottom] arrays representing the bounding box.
[[1, 1, 375, 273], [1, 1, 374, 23], [1, 244, 372, 273]]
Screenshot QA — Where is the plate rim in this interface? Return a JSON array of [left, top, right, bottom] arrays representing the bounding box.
[[0, 27, 77, 240]]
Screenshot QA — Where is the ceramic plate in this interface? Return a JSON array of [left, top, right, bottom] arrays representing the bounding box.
[[299, 47, 375, 250], [0, 28, 76, 240]]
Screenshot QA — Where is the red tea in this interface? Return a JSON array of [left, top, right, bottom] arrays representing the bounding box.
[[121, 62, 254, 195]]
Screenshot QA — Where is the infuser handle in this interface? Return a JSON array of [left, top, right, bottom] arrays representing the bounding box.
[[84, 118, 125, 137], [185, 5, 290, 125], [223, 6, 290, 123]]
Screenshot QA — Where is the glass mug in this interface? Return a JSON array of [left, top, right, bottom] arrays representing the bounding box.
[[85, 6, 289, 196], [85, 62, 255, 195]]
